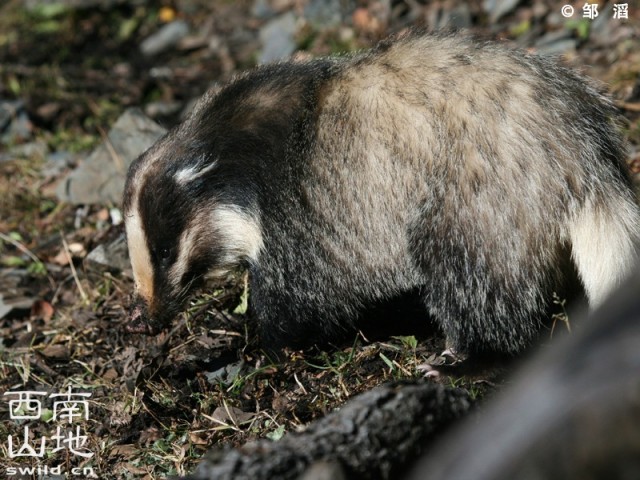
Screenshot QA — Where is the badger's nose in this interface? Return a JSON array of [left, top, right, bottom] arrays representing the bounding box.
[[125, 301, 157, 335]]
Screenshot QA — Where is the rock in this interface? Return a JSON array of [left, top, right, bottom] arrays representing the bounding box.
[[84, 233, 130, 274], [258, 12, 297, 64], [11, 141, 48, 160], [533, 28, 578, 55], [534, 28, 573, 48], [144, 101, 184, 120], [0, 140, 48, 163], [0, 269, 36, 320], [0, 100, 21, 132], [304, 0, 343, 27], [41, 151, 77, 178], [483, 0, 522, 22], [0, 99, 33, 145], [252, 0, 277, 20], [590, 3, 617, 46], [535, 38, 578, 56], [140, 20, 190, 57], [56, 108, 166, 205], [438, 4, 472, 30]]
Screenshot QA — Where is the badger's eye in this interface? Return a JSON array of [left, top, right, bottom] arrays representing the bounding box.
[[156, 247, 172, 266]]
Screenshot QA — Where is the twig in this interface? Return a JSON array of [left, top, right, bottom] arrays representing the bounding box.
[[61, 234, 88, 304], [0, 231, 43, 265], [618, 101, 640, 113]]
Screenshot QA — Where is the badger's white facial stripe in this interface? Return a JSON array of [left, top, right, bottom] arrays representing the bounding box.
[[125, 207, 154, 303], [169, 221, 202, 289], [166, 206, 263, 287], [174, 159, 218, 186], [213, 206, 264, 264]]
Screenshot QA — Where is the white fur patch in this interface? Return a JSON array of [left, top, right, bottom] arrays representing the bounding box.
[[174, 159, 218, 186], [213, 205, 264, 265], [169, 223, 201, 288], [167, 205, 263, 287], [570, 197, 640, 308], [125, 206, 154, 303]]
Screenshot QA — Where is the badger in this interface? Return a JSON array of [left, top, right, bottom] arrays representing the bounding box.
[[123, 31, 640, 354]]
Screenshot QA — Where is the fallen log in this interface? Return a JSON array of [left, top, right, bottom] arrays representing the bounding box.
[[183, 382, 473, 480]]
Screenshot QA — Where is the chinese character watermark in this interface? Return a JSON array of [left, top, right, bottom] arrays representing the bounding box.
[[582, 2, 599, 19], [4, 388, 95, 462], [561, 3, 630, 19], [51, 426, 94, 458], [7, 426, 46, 458], [51, 385, 91, 422], [5, 391, 48, 420], [613, 3, 629, 19]]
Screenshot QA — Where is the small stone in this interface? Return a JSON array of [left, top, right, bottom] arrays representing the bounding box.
[[84, 233, 130, 274], [41, 151, 76, 178], [535, 39, 578, 56], [0, 101, 33, 145], [140, 20, 190, 57], [258, 12, 297, 64], [144, 101, 183, 119], [483, 0, 522, 22]]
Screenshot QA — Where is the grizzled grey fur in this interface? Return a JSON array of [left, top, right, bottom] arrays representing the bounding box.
[[123, 31, 640, 354]]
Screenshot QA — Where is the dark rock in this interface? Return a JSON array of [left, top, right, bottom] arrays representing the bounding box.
[[0, 269, 36, 319]]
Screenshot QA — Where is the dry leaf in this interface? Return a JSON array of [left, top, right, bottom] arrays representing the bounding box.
[[31, 299, 54, 322], [41, 344, 69, 359]]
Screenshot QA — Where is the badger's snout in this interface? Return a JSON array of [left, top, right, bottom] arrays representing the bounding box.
[[125, 297, 160, 335]]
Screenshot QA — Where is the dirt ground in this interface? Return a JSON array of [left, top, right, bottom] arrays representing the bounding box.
[[1, 1, 639, 478]]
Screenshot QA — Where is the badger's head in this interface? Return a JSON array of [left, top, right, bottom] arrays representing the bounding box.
[[122, 131, 264, 335], [121, 61, 329, 333]]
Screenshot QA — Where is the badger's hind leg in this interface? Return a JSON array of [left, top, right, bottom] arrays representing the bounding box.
[[568, 194, 640, 309], [408, 198, 556, 355]]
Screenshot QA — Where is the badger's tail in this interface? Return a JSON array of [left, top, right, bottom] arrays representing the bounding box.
[[569, 193, 640, 308]]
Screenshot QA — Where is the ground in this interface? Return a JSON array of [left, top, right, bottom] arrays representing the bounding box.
[[1, 1, 639, 478]]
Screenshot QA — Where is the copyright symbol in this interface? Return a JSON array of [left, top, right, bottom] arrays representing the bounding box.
[[561, 5, 574, 17]]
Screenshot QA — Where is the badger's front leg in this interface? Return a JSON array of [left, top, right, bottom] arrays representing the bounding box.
[[247, 256, 359, 349]]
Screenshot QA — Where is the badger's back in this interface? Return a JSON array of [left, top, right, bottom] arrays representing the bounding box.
[[265, 33, 639, 351]]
